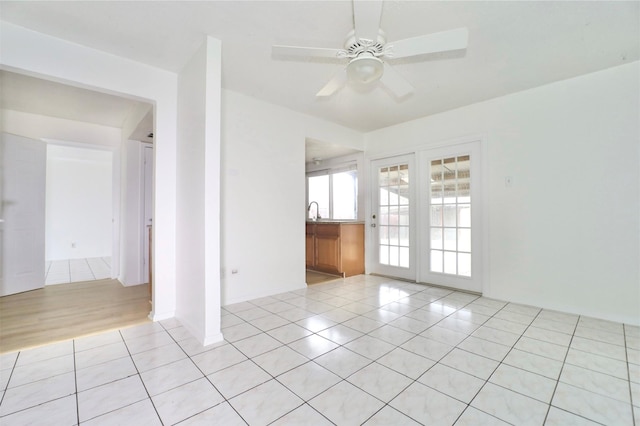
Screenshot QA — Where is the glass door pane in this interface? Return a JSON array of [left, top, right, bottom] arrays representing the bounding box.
[[378, 164, 410, 267], [370, 155, 415, 280], [429, 155, 471, 277], [420, 141, 482, 293]]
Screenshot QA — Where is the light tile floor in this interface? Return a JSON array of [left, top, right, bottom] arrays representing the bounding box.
[[0, 275, 638, 425], [45, 257, 112, 285]]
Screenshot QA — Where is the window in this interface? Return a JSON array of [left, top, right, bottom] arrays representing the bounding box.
[[307, 165, 357, 220], [307, 175, 329, 218]]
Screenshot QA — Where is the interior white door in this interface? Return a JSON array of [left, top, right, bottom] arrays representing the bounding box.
[[1, 133, 46, 296], [369, 154, 416, 280], [142, 144, 153, 284]]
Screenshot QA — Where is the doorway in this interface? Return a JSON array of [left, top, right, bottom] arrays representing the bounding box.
[[44, 144, 114, 285], [369, 154, 416, 280], [369, 141, 483, 292], [0, 69, 156, 350], [419, 141, 483, 293]]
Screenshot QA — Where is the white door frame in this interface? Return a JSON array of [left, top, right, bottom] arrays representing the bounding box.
[[368, 154, 417, 281], [142, 144, 153, 284], [43, 138, 119, 279], [365, 137, 485, 293], [418, 140, 483, 293]]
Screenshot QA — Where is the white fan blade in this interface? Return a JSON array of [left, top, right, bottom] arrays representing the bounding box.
[[379, 63, 414, 98], [272, 45, 346, 59], [316, 69, 348, 97], [353, 0, 383, 42], [388, 27, 468, 59]]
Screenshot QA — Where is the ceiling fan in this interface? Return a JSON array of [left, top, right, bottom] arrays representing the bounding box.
[[272, 1, 468, 98]]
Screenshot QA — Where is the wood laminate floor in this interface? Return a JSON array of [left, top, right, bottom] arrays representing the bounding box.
[[0, 279, 151, 354], [305, 270, 342, 285]]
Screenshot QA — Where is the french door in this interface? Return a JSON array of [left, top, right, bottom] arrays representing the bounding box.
[[419, 142, 482, 292], [369, 155, 416, 280], [369, 142, 482, 293]]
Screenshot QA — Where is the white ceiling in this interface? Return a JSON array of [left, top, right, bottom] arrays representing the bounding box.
[[1, 1, 638, 138]]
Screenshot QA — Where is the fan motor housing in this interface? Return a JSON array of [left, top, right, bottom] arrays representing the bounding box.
[[344, 29, 387, 57]]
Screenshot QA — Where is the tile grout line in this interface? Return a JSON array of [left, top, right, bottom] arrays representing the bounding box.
[[225, 284, 446, 424], [376, 287, 518, 424], [234, 341, 312, 425], [244, 285, 491, 425], [541, 314, 581, 425], [225, 315, 345, 425], [85, 258, 96, 281], [471, 307, 624, 423], [3, 276, 633, 424], [0, 343, 96, 421], [544, 318, 634, 422], [47, 257, 113, 285], [117, 328, 166, 426], [624, 325, 636, 426], [160, 322, 250, 425], [364, 290, 480, 425], [74, 329, 167, 424], [72, 340, 80, 426], [441, 297, 540, 425], [44, 261, 52, 282], [0, 352, 20, 410], [555, 320, 635, 420], [162, 327, 233, 425], [531, 312, 573, 424], [194, 282, 635, 425], [221, 302, 636, 424]]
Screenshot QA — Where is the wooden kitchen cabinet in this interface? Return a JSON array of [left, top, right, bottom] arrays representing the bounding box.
[[306, 222, 364, 277], [305, 227, 315, 268]]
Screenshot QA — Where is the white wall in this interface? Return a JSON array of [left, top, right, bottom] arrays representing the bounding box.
[[1, 22, 179, 320], [1, 110, 121, 147], [175, 37, 223, 345], [45, 145, 112, 260], [119, 140, 145, 286], [366, 62, 640, 325], [221, 90, 363, 305], [121, 103, 153, 141]]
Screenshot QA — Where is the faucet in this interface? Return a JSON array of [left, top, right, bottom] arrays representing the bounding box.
[[307, 201, 321, 220]]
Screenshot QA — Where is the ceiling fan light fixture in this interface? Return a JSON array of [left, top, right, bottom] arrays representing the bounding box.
[[347, 55, 384, 85]]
